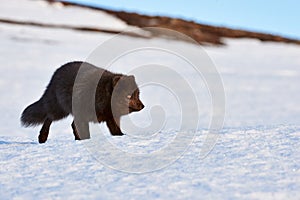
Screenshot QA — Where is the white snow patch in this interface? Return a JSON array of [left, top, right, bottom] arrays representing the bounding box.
[[0, 0, 129, 30]]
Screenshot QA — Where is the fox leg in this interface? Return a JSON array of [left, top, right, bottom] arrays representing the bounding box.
[[71, 119, 90, 140], [71, 121, 81, 140], [106, 117, 124, 136], [38, 118, 52, 143]]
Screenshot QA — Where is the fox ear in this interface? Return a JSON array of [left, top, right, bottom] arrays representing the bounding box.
[[113, 75, 122, 87], [128, 75, 135, 81]]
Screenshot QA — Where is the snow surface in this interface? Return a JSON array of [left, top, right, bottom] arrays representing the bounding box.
[[0, 0, 300, 199], [0, 0, 129, 30]]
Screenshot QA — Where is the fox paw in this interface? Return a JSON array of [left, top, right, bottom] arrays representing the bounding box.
[[38, 134, 48, 143], [111, 132, 124, 136]]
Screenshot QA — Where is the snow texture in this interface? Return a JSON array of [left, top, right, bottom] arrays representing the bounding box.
[[0, 0, 299, 199], [0, 0, 128, 30]]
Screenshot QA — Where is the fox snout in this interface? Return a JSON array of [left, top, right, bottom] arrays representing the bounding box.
[[129, 99, 144, 112]]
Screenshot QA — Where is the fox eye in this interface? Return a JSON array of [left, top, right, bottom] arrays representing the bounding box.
[[127, 95, 131, 99]]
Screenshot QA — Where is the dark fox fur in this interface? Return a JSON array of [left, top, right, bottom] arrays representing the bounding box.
[[21, 61, 144, 143]]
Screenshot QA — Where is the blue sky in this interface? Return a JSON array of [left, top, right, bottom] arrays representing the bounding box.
[[66, 0, 300, 39]]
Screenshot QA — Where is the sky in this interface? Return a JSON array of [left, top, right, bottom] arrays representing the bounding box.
[[64, 0, 300, 40]]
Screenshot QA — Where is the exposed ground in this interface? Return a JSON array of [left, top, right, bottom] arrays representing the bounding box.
[[55, 0, 300, 45]]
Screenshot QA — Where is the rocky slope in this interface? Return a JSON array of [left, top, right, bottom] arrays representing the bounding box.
[[56, 0, 300, 45]]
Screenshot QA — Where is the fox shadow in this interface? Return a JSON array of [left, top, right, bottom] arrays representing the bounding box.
[[0, 140, 36, 145]]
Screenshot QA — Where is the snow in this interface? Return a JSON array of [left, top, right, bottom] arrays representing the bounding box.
[[1, 127, 299, 199], [0, 0, 300, 199], [0, 0, 129, 30], [205, 38, 300, 127]]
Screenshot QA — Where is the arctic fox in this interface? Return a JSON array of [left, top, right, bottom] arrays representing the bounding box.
[[21, 61, 144, 143]]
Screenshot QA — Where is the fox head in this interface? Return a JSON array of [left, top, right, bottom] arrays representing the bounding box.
[[111, 75, 144, 116]]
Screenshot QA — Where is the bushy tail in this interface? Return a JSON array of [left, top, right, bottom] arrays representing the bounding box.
[[21, 99, 47, 127]]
